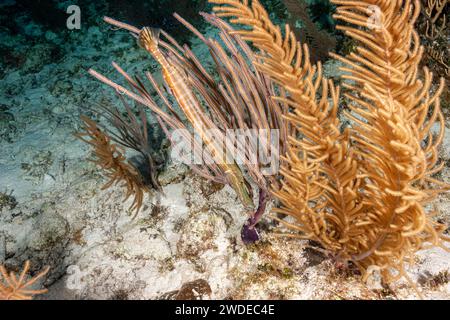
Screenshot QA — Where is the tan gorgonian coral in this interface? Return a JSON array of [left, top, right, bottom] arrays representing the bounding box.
[[329, 0, 449, 280], [0, 261, 49, 300], [211, 0, 361, 252], [76, 116, 149, 214], [211, 0, 449, 291]]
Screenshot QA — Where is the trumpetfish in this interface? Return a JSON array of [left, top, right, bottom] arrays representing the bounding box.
[[138, 27, 254, 211]]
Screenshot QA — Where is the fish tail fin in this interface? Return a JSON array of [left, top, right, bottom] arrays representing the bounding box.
[[139, 27, 161, 52]]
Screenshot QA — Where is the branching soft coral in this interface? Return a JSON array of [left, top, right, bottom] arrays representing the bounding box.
[[211, 0, 364, 253], [0, 261, 49, 300], [211, 0, 449, 293], [76, 115, 150, 214], [330, 0, 449, 280]]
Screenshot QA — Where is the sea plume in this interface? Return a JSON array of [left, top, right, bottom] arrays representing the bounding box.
[[76, 115, 150, 214], [211, 0, 449, 294], [0, 261, 49, 300]]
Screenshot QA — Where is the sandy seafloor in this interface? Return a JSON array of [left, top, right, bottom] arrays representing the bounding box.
[[0, 1, 449, 300]]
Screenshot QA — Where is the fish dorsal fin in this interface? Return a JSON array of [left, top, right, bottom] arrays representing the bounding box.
[[139, 27, 161, 51]]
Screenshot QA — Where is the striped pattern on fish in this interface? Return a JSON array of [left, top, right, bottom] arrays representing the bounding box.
[[139, 27, 254, 211]]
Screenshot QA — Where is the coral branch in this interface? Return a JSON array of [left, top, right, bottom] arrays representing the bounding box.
[[0, 261, 49, 300]]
